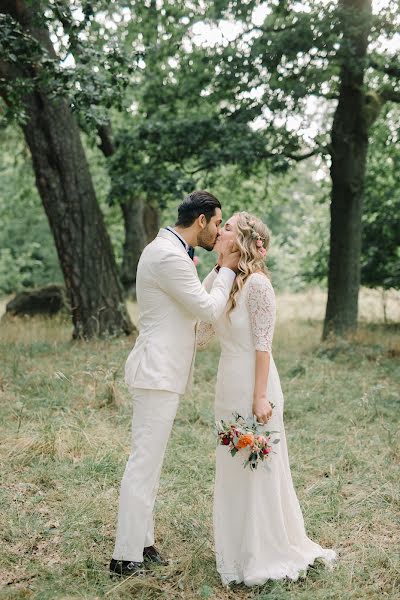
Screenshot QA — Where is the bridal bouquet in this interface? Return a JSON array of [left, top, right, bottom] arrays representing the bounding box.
[[215, 412, 280, 471]]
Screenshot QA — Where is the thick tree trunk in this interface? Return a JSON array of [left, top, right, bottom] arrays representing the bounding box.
[[323, 0, 372, 339], [22, 94, 134, 338], [0, 1, 134, 338], [120, 197, 147, 294]]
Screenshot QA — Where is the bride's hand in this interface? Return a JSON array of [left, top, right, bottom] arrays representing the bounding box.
[[216, 237, 232, 265], [253, 395, 273, 424], [218, 239, 240, 273]]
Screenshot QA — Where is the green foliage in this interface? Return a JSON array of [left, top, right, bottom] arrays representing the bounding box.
[[290, 108, 400, 291], [1, 0, 399, 298], [108, 111, 292, 209], [361, 108, 400, 290], [0, 126, 124, 294], [0, 14, 43, 124], [0, 3, 134, 128], [0, 129, 61, 294]]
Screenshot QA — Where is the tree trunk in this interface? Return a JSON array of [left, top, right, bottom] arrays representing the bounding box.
[[143, 201, 160, 243], [94, 123, 159, 293], [120, 199, 160, 295], [120, 197, 148, 294], [323, 0, 372, 339], [0, 1, 134, 338]]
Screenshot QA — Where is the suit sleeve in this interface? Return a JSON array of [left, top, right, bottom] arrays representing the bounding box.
[[156, 253, 235, 323], [202, 268, 218, 292]]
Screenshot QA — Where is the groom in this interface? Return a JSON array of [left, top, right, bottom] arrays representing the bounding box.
[[110, 190, 239, 576]]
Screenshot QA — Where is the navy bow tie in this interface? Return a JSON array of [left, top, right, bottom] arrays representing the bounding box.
[[187, 246, 195, 260]]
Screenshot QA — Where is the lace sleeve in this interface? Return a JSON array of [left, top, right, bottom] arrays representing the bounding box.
[[246, 273, 276, 353], [196, 321, 216, 350]]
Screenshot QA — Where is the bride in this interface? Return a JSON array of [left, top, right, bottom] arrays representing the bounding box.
[[198, 211, 336, 586]]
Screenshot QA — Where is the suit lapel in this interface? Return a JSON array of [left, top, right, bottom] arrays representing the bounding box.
[[157, 229, 194, 265]]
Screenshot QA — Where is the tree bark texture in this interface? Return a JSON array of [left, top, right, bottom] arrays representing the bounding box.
[[143, 202, 160, 243], [323, 0, 372, 339], [0, 1, 134, 338], [120, 200, 160, 294], [120, 197, 147, 294]]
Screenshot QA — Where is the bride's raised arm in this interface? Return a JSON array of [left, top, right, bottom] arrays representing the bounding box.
[[202, 266, 219, 293], [196, 266, 220, 349]]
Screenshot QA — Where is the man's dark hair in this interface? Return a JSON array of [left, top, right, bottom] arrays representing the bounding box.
[[175, 190, 221, 227]]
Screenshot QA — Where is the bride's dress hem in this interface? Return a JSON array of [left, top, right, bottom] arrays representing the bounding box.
[[218, 548, 337, 587]]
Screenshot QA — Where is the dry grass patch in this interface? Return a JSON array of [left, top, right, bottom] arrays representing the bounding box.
[[0, 289, 399, 599]]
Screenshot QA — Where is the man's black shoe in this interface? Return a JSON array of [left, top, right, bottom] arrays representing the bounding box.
[[143, 545, 169, 566], [109, 558, 145, 577]]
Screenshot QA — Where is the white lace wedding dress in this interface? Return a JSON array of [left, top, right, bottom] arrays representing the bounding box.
[[198, 270, 336, 586]]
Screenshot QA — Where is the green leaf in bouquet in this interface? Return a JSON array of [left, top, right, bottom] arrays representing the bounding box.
[[230, 448, 238, 457]]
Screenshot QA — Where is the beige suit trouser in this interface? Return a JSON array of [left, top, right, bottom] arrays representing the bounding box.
[[113, 387, 180, 562]]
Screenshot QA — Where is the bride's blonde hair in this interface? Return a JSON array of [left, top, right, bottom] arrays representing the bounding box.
[[226, 212, 271, 316]]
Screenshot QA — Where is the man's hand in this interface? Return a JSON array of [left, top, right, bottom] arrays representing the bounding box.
[[219, 239, 240, 273], [253, 394, 273, 424]]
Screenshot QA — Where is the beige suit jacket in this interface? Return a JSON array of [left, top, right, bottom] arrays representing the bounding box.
[[125, 228, 235, 395]]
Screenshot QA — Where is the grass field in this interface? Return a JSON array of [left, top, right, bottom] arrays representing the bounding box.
[[0, 288, 399, 599]]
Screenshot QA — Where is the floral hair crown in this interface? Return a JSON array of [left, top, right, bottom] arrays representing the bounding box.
[[249, 222, 267, 258]]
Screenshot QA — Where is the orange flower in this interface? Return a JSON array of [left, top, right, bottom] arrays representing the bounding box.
[[236, 433, 254, 449]]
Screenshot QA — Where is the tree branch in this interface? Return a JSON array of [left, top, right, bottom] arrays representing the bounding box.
[[255, 22, 299, 35], [187, 161, 216, 176], [185, 144, 322, 175], [370, 57, 400, 80], [284, 148, 321, 161], [380, 87, 400, 104], [233, 21, 298, 43], [97, 123, 115, 157]]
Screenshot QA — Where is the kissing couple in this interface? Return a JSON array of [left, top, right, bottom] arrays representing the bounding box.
[[109, 190, 336, 586]]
